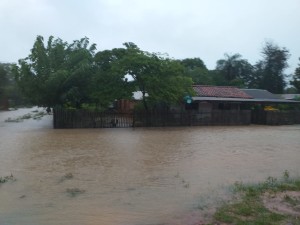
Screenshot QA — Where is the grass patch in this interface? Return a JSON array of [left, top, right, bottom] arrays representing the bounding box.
[[214, 199, 286, 224], [213, 171, 300, 225], [0, 174, 16, 184]]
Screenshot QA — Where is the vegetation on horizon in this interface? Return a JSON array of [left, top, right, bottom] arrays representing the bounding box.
[[1, 35, 300, 110], [12, 36, 194, 111], [0, 63, 28, 108]]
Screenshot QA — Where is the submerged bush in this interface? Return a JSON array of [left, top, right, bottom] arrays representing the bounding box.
[[0, 174, 16, 184]]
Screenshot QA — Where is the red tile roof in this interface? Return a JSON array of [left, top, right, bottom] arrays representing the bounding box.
[[192, 85, 253, 99]]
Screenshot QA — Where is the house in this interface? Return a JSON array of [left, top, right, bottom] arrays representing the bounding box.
[[181, 85, 254, 125], [53, 86, 300, 128], [190, 86, 298, 110], [191, 85, 252, 112], [188, 85, 300, 125]]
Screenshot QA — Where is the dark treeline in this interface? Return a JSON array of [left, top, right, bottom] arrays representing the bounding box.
[[182, 43, 295, 94], [0, 63, 26, 107], [1, 36, 300, 110]]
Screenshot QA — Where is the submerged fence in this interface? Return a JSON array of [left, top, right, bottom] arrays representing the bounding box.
[[252, 110, 300, 125], [53, 108, 251, 128], [53, 108, 300, 128], [53, 108, 133, 128], [133, 110, 251, 127]]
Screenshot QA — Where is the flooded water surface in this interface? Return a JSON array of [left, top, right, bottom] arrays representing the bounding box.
[[0, 108, 300, 225]]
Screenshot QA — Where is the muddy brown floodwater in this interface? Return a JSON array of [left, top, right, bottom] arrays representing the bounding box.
[[0, 108, 300, 225]]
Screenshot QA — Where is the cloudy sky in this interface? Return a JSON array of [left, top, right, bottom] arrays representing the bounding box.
[[0, 0, 299, 73]]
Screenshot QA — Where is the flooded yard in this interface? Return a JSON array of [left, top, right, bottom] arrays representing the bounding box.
[[0, 108, 300, 225]]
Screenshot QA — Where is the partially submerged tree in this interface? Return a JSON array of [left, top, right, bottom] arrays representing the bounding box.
[[0, 64, 9, 98], [0, 63, 25, 107], [14, 36, 193, 111], [118, 43, 194, 111], [14, 36, 96, 108], [15, 35, 294, 112], [90, 48, 133, 108]]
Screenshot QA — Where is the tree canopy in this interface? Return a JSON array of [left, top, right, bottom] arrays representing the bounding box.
[[0, 63, 25, 107], [215, 53, 254, 87], [11, 36, 298, 111], [255, 42, 290, 94], [212, 42, 291, 93], [111, 43, 194, 110], [0, 64, 9, 97], [13, 36, 98, 108], [14, 36, 193, 110], [179, 58, 214, 85]]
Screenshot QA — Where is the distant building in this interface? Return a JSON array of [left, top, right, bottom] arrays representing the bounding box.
[[279, 94, 300, 101]]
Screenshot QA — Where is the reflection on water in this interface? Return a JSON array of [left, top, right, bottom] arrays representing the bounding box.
[[0, 108, 300, 225]]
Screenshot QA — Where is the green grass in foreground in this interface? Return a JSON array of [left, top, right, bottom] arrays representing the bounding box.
[[213, 171, 300, 225]]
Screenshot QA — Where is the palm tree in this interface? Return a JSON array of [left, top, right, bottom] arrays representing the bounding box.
[[216, 53, 243, 81], [216, 53, 253, 87]]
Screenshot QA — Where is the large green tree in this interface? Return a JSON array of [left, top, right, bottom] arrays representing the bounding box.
[[90, 48, 133, 109], [0, 63, 9, 109], [0, 63, 9, 98], [255, 42, 290, 94], [290, 58, 300, 92], [118, 43, 194, 111], [14, 36, 193, 111], [0, 63, 25, 107], [179, 58, 213, 85], [14, 36, 96, 108]]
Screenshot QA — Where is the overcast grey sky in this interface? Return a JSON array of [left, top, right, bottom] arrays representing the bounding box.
[[0, 0, 299, 73]]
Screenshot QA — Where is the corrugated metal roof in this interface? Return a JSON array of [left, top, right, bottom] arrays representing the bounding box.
[[241, 89, 281, 99]]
